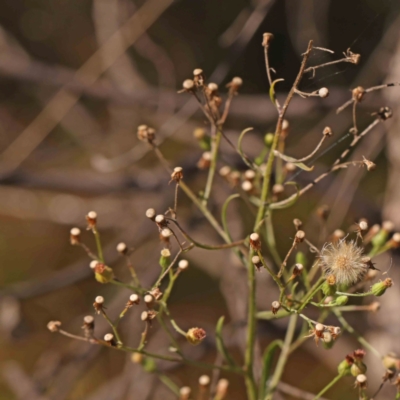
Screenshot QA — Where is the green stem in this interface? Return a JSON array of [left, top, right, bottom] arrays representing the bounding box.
[[101, 309, 122, 345], [265, 314, 298, 399], [313, 374, 343, 400], [298, 278, 325, 312], [92, 227, 104, 263], [202, 128, 222, 206]]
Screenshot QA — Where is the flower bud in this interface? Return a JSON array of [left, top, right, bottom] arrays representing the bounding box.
[[335, 295, 348, 306], [295, 230, 305, 243], [322, 278, 337, 296], [338, 355, 354, 376], [179, 387, 191, 400], [252, 255, 263, 271], [131, 352, 143, 364], [47, 320, 62, 332], [82, 315, 94, 338], [170, 167, 183, 183], [93, 295, 104, 314], [355, 374, 367, 389], [241, 180, 253, 193], [127, 294, 140, 306], [264, 133, 274, 147], [70, 227, 81, 245], [86, 211, 97, 229], [382, 353, 400, 371], [371, 278, 392, 296], [178, 259, 189, 271], [262, 32, 274, 46], [322, 332, 334, 349], [145, 208, 156, 221], [116, 242, 128, 255], [182, 79, 195, 91], [292, 263, 303, 277], [144, 294, 155, 309], [271, 301, 281, 315], [323, 126, 333, 137], [186, 327, 206, 345], [249, 233, 261, 251], [215, 379, 229, 399], [104, 333, 117, 346], [197, 151, 212, 169], [352, 86, 365, 102], [351, 362, 367, 377], [159, 248, 171, 269], [318, 87, 329, 98]]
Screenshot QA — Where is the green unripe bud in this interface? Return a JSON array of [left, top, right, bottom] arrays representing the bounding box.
[[322, 280, 337, 296], [193, 128, 211, 151], [338, 358, 353, 376], [371, 278, 392, 297], [351, 361, 367, 376], [382, 353, 400, 370], [371, 229, 389, 250], [264, 133, 274, 147], [335, 295, 348, 306], [143, 357, 156, 372], [159, 249, 171, 270]]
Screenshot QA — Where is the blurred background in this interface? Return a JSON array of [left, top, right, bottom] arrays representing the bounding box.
[[0, 0, 400, 399]]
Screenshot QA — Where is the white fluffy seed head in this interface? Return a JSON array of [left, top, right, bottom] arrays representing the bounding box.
[[95, 296, 104, 304], [178, 260, 189, 270], [320, 240, 368, 286]]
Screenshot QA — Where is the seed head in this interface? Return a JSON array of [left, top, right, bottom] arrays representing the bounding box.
[[186, 327, 206, 345], [320, 240, 368, 286], [70, 227, 81, 245]]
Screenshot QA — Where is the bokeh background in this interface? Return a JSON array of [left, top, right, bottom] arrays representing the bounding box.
[[1, 0, 400, 399]]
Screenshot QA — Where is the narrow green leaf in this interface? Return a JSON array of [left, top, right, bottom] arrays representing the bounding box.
[[258, 340, 283, 399], [269, 181, 300, 210], [269, 79, 284, 106], [237, 127, 255, 169], [221, 194, 240, 242], [215, 316, 235, 367], [273, 150, 314, 171]]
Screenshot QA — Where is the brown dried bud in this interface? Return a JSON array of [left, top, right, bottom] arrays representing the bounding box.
[[332, 229, 345, 242], [141, 310, 158, 323], [285, 162, 296, 172], [346, 50, 361, 65], [295, 230, 305, 243], [182, 79, 195, 91], [352, 86, 365, 102], [47, 320, 62, 332], [262, 32, 274, 47], [215, 379, 229, 399], [244, 169, 256, 182], [219, 166, 231, 178], [186, 327, 206, 345], [70, 227, 81, 245], [199, 375, 210, 388], [104, 333, 117, 346], [127, 294, 140, 306], [368, 301, 380, 312], [323, 126, 333, 137], [281, 119, 290, 138], [293, 218, 303, 230], [116, 242, 128, 255], [149, 287, 163, 301], [317, 205, 330, 220], [82, 315, 94, 338], [170, 167, 183, 183], [241, 180, 253, 193], [358, 219, 368, 232], [271, 301, 281, 315], [362, 156, 376, 171], [93, 295, 104, 314], [326, 274, 336, 286], [229, 76, 243, 89], [131, 352, 143, 364], [376, 106, 392, 121], [390, 232, 400, 248], [207, 82, 219, 94], [179, 387, 191, 400], [144, 294, 155, 309], [197, 151, 212, 169], [292, 263, 303, 277], [355, 374, 367, 389], [249, 233, 261, 251], [137, 125, 156, 143], [252, 255, 263, 271], [155, 214, 168, 229], [193, 68, 205, 86], [86, 211, 97, 229]]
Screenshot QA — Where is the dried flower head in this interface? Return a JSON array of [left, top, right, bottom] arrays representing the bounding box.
[[320, 240, 369, 286], [186, 327, 206, 345]]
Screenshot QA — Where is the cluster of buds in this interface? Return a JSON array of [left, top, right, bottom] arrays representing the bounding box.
[[350, 349, 367, 376], [186, 327, 206, 346], [306, 323, 341, 348], [137, 125, 156, 144], [141, 310, 158, 324]]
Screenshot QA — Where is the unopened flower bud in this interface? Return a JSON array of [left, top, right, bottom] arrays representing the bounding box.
[[82, 315, 94, 338], [215, 379, 229, 399], [144, 294, 155, 309], [219, 166, 231, 178], [47, 320, 62, 332], [197, 152, 212, 169], [318, 87, 329, 98], [352, 86, 365, 102], [145, 208, 156, 220], [182, 79, 195, 91], [104, 333, 117, 346], [271, 301, 281, 315], [264, 133, 274, 147], [262, 32, 274, 47], [355, 374, 367, 388], [93, 295, 104, 313], [252, 255, 263, 271], [207, 82, 218, 93], [285, 162, 296, 172], [323, 126, 333, 137], [141, 310, 157, 323], [322, 278, 337, 296], [249, 233, 261, 250], [272, 184, 284, 196], [363, 157, 376, 171], [322, 332, 334, 349], [131, 352, 143, 364], [199, 374, 210, 388], [179, 386, 191, 400], [86, 211, 97, 229], [171, 167, 183, 183], [295, 230, 305, 243], [338, 355, 354, 376], [241, 180, 253, 193], [161, 228, 173, 239], [116, 242, 128, 255], [159, 248, 171, 269], [178, 259, 189, 271], [128, 294, 140, 306], [335, 295, 348, 306], [186, 327, 206, 345], [293, 218, 303, 230], [292, 263, 303, 277], [371, 278, 392, 296], [244, 169, 256, 182], [70, 227, 81, 245]]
